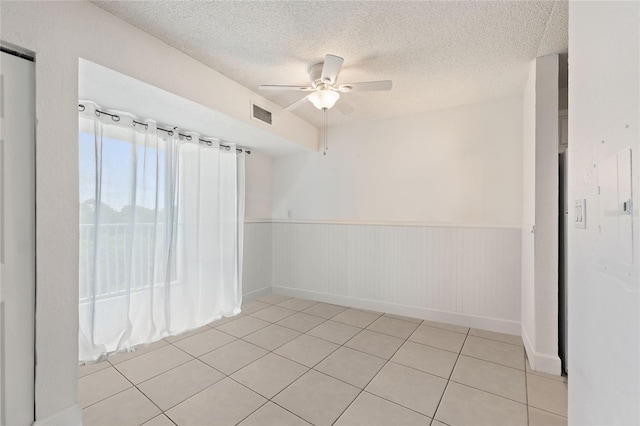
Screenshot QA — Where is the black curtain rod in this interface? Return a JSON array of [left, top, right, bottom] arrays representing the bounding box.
[[1, 46, 34, 62], [79, 104, 251, 154]]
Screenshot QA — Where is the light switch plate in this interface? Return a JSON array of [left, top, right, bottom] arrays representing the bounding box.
[[575, 199, 586, 229]]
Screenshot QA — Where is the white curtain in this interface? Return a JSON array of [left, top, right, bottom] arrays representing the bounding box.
[[78, 102, 244, 362]]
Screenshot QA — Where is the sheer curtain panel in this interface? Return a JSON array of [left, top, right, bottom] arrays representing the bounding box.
[[78, 102, 244, 362]]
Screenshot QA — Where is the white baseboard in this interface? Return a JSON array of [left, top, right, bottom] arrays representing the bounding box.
[[273, 286, 521, 335], [242, 286, 272, 302], [521, 324, 535, 366], [33, 404, 82, 426], [521, 324, 562, 375]]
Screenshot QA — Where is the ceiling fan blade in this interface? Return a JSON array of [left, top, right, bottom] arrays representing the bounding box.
[[339, 80, 392, 92], [283, 94, 311, 111], [321, 54, 344, 84], [335, 99, 355, 115], [259, 85, 314, 91]]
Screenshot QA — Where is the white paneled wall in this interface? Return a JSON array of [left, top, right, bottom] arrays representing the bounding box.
[[271, 221, 522, 334], [242, 221, 272, 300]]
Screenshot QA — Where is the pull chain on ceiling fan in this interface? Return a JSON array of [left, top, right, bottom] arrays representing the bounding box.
[[259, 54, 392, 155]]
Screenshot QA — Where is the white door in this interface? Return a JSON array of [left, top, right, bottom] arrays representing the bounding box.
[[0, 50, 36, 426]]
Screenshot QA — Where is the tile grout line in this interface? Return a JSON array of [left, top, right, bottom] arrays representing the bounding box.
[[162, 299, 348, 424], [328, 321, 425, 425], [84, 302, 437, 422], [90, 324, 246, 419], [81, 299, 360, 423], [525, 353, 530, 426], [81, 297, 559, 426], [228, 299, 348, 424], [429, 326, 471, 424], [215, 304, 532, 423], [447, 377, 528, 406], [112, 361, 172, 425], [452, 351, 527, 372], [152, 300, 296, 424], [244, 306, 419, 425]]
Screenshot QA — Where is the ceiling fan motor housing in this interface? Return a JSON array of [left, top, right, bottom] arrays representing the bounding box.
[[308, 62, 325, 87]]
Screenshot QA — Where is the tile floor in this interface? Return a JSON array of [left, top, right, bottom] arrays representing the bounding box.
[[79, 294, 568, 426]]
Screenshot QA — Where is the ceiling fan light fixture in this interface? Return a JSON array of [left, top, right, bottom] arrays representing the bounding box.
[[308, 89, 340, 110]]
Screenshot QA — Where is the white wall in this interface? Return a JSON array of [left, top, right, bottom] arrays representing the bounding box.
[[521, 62, 537, 356], [533, 54, 559, 372], [243, 153, 273, 300], [273, 97, 523, 226], [242, 222, 272, 299], [0, 1, 313, 423], [0, 51, 36, 426], [520, 54, 561, 375], [245, 152, 272, 219], [272, 222, 522, 334], [270, 97, 524, 332], [568, 2, 640, 424]]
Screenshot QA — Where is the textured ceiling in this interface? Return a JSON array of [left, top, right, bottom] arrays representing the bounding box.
[[92, 0, 568, 128]]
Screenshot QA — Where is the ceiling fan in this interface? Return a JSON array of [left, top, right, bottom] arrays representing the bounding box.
[[259, 54, 392, 154], [258, 54, 392, 112]]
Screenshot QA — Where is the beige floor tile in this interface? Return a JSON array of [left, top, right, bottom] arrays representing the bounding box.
[[451, 355, 526, 403], [251, 305, 297, 323], [332, 309, 381, 328], [216, 315, 270, 337], [164, 325, 210, 343], [422, 319, 469, 334], [345, 329, 405, 359], [470, 328, 523, 346], [365, 362, 447, 417], [435, 382, 527, 426], [275, 334, 339, 367], [383, 313, 424, 324], [257, 293, 292, 305], [173, 328, 236, 357], [359, 308, 384, 315], [409, 325, 467, 353], [276, 298, 319, 311], [391, 341, 458, 379], [307, 320, 361, 344], [527, 374, 568, 417], [273, 370, 360, 425], [335, 391, 431, 426], [80, 299, 573, 426], [367, 316, 420, 339], [243, 324, 301, 351], [108, 339, 169, 364], [78, 366, 131, 408], [114, 344, 193, 384], [199, 339, 268, 375], [315, 346, 386, 388], [526, 358, 567, 382], [239, 402, 311, 426], [528, 407, 568, 426], [138, 359, 224, 411], [166, 378, 266, 426], [83, 387, 160, 426], [232, 353, 308, 399], [277, 312, 328, 333], [302, 302, 348, 319], [461, 336, 524, 370], [78, 360, 110, 378], [142, 414, 175, 426], [208, 313, 244, 327], [241, 300, 271, 314]]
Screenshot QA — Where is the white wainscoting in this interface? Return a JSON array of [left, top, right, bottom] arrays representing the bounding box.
[[271, 221, 522, 335], [242, 221, 272, 300]]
